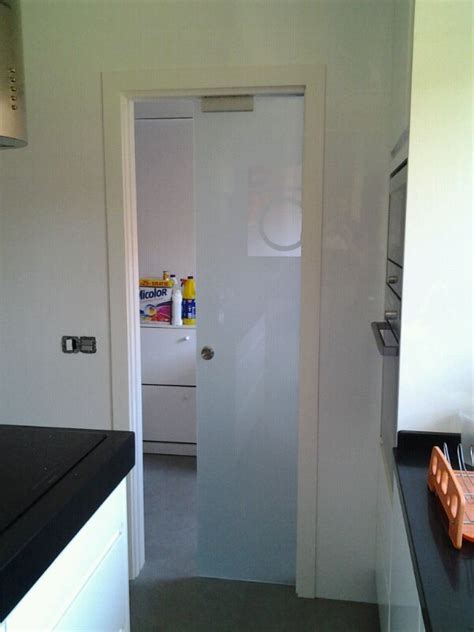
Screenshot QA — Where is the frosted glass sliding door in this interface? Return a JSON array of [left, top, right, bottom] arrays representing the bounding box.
[[195, 96, 303, 583]]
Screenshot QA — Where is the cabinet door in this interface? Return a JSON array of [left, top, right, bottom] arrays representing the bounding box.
[[142, 384, 196, 443], [52, 530, 129, 632], [141, 327, 196, 386], [390, 481, 422, 631], [376, 448, 393, 632], [4, 482, 129, 632]]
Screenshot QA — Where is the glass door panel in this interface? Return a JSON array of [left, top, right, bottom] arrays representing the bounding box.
[[195, 95, 303, 583]]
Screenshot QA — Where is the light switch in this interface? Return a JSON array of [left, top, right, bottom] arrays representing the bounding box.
[[79, 336, 96, 354], [62, 336, 79, 354]]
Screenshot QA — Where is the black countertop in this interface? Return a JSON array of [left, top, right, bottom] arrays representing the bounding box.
[[394, 431, 474, 632], [0, 424, 135, 622]]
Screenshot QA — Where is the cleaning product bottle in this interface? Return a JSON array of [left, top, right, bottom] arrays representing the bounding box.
[[170, 274, 178, 288], [182, 276, 196, 325], [172, 284, 183, 326]]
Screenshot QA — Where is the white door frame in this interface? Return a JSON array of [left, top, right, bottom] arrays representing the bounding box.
[[101, 65, 325, 597]]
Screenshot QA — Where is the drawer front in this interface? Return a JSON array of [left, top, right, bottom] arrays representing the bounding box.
[[386, 260, 402, 299], [376, 448, 393, 589], [390, 480, 422, 632], [141, 327, 196, 386], [142, 385, 196, 444], [5, 483, 127, 631], [52, 529, 129, 632]]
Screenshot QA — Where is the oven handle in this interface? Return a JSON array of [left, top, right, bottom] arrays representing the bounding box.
[[371, 321, 399, 357]]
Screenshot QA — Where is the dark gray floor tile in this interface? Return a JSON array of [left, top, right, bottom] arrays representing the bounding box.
[[130, 455, 379, 632]]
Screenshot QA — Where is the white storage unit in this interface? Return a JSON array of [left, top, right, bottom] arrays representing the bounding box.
[[390, 479, 425, 632], [142, 385, 196, 444], [141, 326, 196, 386], [141, 326, 196, 455], [375, 450, 393, 632], [375, 448, 425, 632], [0, 482, 129, 632]]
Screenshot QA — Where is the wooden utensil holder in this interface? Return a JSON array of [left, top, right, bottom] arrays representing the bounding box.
[[427, 446, 474, 549]]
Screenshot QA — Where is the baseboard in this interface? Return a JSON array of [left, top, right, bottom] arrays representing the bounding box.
[[143, 441, 196, 456]]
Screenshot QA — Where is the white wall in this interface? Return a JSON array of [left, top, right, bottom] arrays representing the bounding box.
[[398, 0, 473, 434], [135, 117, 195, 282], [0, 0, 392, 602]]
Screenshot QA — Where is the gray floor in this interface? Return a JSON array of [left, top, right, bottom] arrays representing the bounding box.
[[130, 455, 380, 632]]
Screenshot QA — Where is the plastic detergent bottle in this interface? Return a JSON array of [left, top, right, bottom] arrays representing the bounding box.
[[170, 274, 178, 288], [172, 285, 183, 326], [182, 276, 196, 325]]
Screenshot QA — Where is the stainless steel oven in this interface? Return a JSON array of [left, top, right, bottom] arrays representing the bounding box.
[[372, 160, 407, 466], [387, 163, 407, 267]]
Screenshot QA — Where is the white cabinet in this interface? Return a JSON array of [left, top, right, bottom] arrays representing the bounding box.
[[2, 482, 129, 632], [375, 449, 393, 632], [52, 534, 129, 632], [376, 448, 425, 632], [390, 480, 423, 632], [140, 326, 196, 453], [142, 384, 196, 443], [141, 326, 196, 386]]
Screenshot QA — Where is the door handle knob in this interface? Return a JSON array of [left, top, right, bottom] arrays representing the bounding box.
[[201, 346, 214, 360], [384, 310, 398, 321], [387, 276, 399, 284]]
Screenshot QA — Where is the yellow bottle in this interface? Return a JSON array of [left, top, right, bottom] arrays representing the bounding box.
[[182, 276, 196, 325]]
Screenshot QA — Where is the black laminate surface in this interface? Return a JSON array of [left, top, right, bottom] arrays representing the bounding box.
[[0, 427, 106, 534], [394, 431, 474, 632], [0, 424, 135, 622]]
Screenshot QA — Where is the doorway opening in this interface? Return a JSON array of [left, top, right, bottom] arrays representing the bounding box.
[[101, 66, 325, 598], [134, 98, 198, 587], [134, 93, 305, 587]]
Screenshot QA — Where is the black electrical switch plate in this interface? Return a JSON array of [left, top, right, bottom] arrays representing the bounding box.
[[80, 336, 96, 354], [62, 336, 79, 354]]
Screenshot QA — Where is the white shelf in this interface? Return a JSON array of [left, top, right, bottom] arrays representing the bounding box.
[[140, 322, 196, 330]]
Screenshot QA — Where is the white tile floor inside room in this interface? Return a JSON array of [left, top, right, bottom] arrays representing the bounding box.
[[129, 455, 380, 631]]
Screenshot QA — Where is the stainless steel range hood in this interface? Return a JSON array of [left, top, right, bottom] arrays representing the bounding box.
[[0, 0, 27, 148]]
